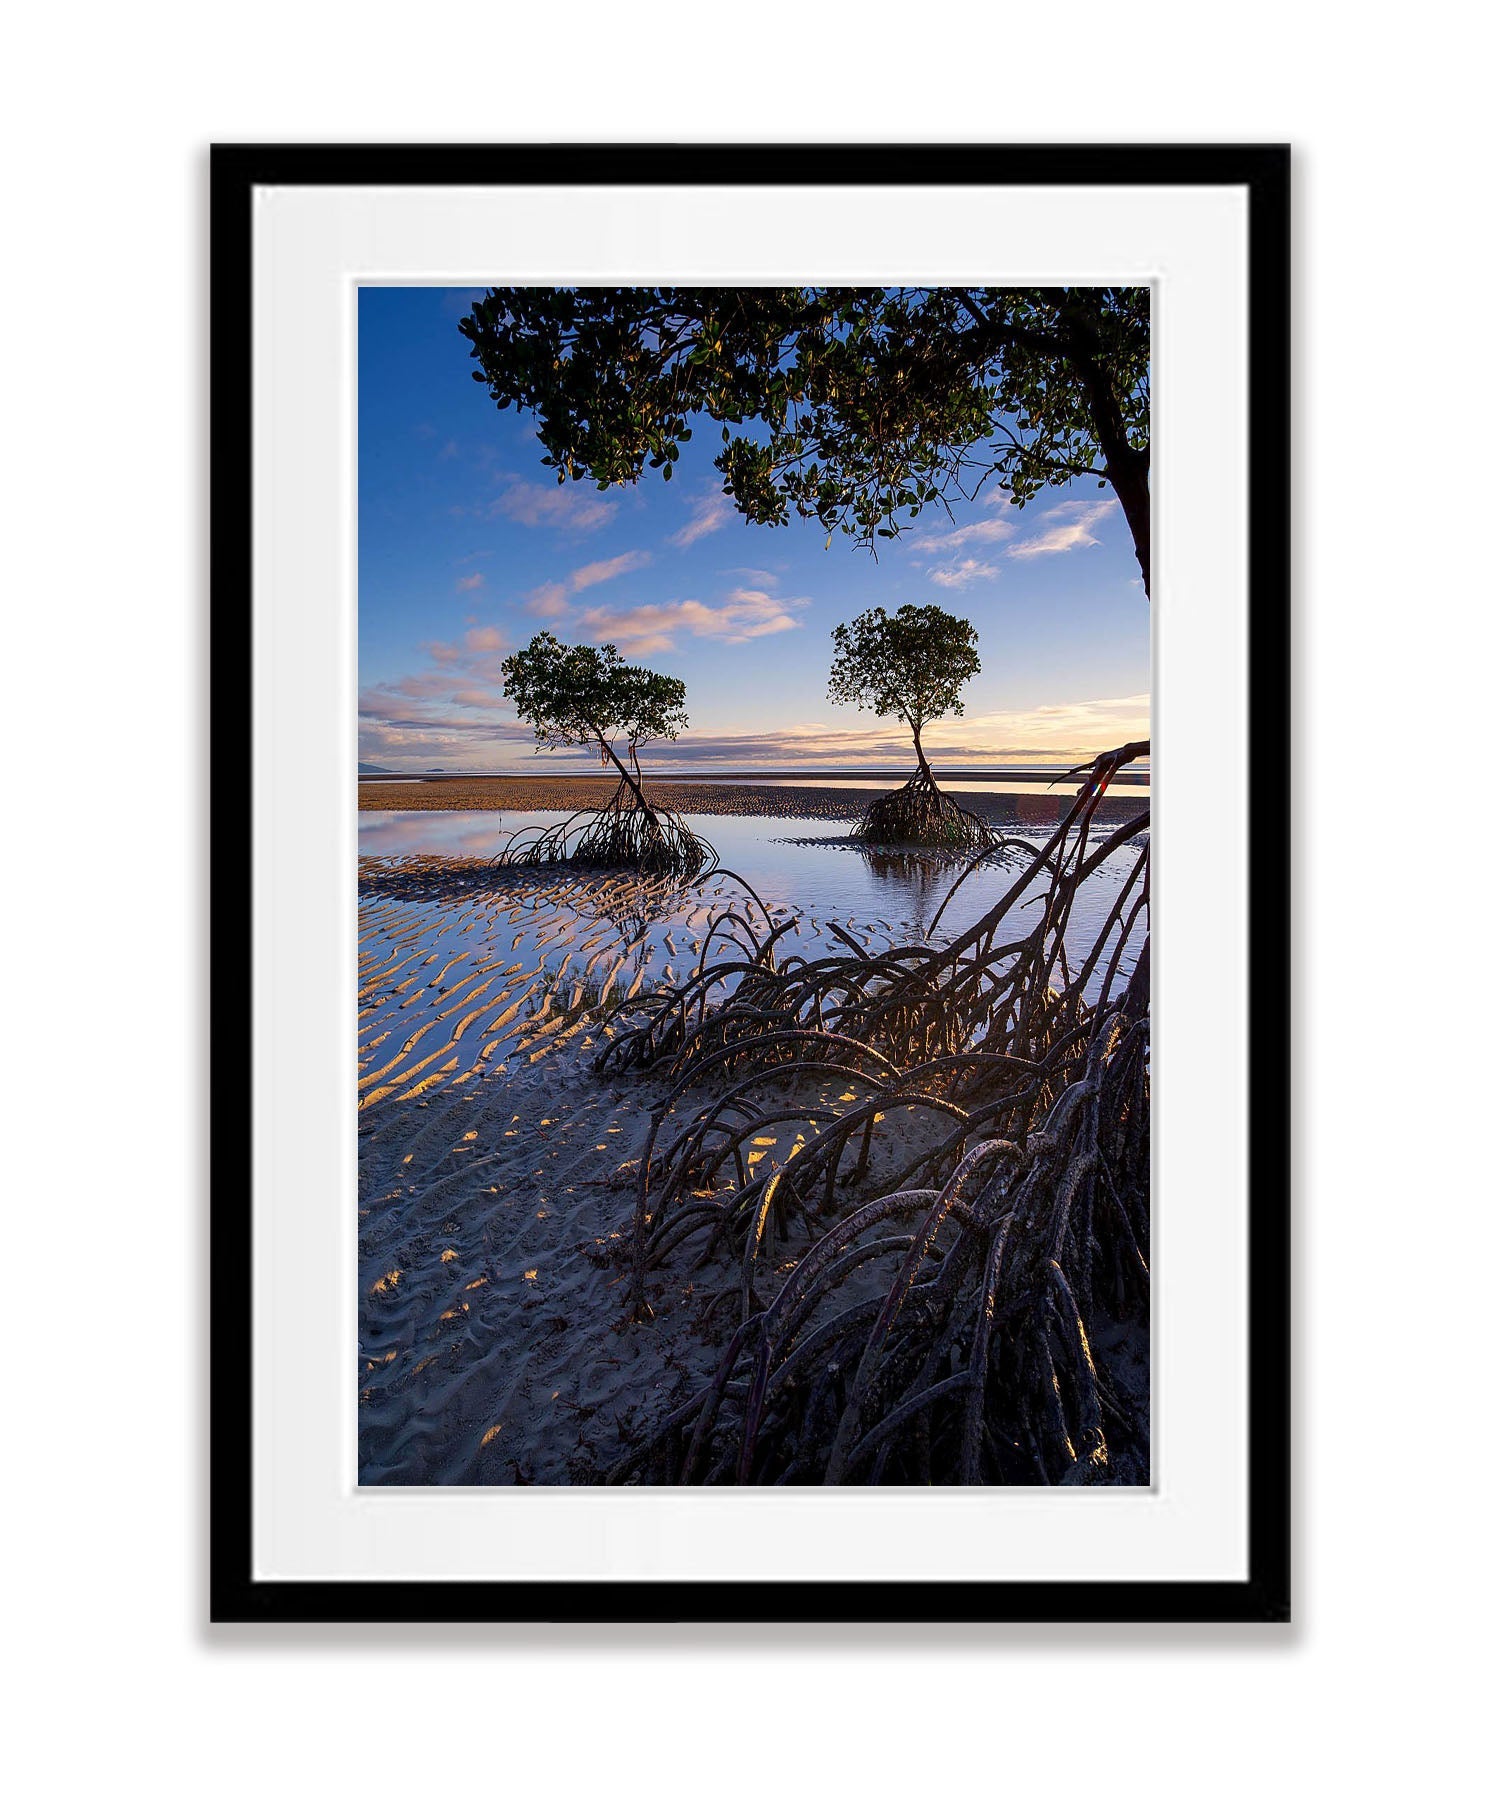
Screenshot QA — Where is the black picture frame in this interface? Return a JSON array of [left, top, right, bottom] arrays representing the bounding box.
[[210, 143, 1290, 1626]]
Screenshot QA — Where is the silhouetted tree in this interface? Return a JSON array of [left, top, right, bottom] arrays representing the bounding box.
[[498, 632, 707, 874], [826, 604, 989, 849], [829, 603, 981, 784], [502, 632, 686, 801], [459, 287, 1150, 592]]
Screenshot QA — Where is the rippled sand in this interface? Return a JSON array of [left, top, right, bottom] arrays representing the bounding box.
[[357, 859, 910, 1484], [357, 858, 899, 1112], [356, 845, 1146, 1484]]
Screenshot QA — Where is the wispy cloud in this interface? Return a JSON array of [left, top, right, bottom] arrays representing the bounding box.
[[360, 666, 1147, 774], [488, 477, 617, 533], [363, 668, 508, 711], [580, 587, 809, 656], [455, 570, 485, 592], [422, 624, 509, 666], [669, 487, 734, 548], [360, 620, 512, 732], [654, 693, 1149, 766], [910, 489, 1017, 553], [929, 557, 1001, 590], [523, 550, 651, 618], [932, 693, 1150, 754], [357, 713, 537, 769], [358, 624, 524, 766], [1007, 498, 1115, 559], [569, 550, 652, 591], [526, 583, 571, 618], [921, 495, 1117, 586]]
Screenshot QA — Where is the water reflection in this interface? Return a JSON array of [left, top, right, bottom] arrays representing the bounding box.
[[357, 805, 1146, 1113], [359, 810, 504, 860], [856, 845, 956, 935], [359, 807, 1143, 971]]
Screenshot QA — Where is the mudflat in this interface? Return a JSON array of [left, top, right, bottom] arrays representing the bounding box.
[[358, 774, 1144, 826]]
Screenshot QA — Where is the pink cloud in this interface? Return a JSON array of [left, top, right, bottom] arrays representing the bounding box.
[[669, 489, 734, 548], [359, 691, 1150, 774], [526, 583, 571, 618], [569, 550, 652, 591], [523, 551, 651, 618], [928, 557, 1000, 590], [488, 478, 616, 533], [580, 587, 807, 655]]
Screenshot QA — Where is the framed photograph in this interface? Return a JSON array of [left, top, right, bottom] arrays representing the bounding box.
[[211, 143, 1289, 1623]]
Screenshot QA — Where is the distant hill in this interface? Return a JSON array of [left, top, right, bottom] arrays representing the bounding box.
[[358, 761, 392, 774]]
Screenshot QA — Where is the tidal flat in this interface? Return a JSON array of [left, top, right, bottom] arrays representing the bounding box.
[[358, 781, 1148, 1485]]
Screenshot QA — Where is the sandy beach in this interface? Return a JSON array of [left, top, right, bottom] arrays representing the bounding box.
[[361, 1028, 704, 1483], [357, 858, 920, 1482]]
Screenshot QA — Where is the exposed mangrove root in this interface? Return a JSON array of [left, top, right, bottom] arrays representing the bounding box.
[[848, 764, 994, 853], [598, 740, 1151, 1484], [493, 777, 717, 879]]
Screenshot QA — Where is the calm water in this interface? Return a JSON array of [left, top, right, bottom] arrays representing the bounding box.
[[358, 806, 1147, 1111], [360, 807, 1146, 961]]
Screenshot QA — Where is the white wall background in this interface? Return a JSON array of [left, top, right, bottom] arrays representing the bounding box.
[[4, 5, 1493, 1794]]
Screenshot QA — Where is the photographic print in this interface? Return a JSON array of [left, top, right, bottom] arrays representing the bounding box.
[[356, 285, 1153, 1488]]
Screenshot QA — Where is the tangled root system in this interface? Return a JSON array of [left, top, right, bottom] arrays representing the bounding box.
[[849, 765, 994, 853], [599, 740, 1152, 1485], [494, 778, 716, 879]]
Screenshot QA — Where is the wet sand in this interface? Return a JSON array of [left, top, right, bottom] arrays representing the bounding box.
[[361, 1034, 700, 1484], [357, 814, 1149, 1484], [359, 1027, 926, 1485], [359, 774, 1145, 826], [357, 858, 913, 1483]]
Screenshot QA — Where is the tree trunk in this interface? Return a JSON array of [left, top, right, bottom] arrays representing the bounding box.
[[1053, 295, 1152, 597], [599, 737, 657, 819], [1106, 450, 1151, 597], [952, 293, 1152, 596], [912, 726, 936, 786]]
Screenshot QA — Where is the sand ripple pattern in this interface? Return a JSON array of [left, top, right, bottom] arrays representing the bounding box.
[[356, 847, 1146, 1484], [359, 858, 821, 1113]]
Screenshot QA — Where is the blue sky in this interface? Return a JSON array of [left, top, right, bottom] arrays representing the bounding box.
[[359, 287, 1149, 772]]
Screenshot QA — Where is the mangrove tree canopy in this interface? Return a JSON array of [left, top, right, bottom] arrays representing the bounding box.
[[828, 603, 989, 850], [498, 632, 709, 875], [501, 631, 688, 778], [458, 286, 1151, 592], [828, 602, 981, 775]]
